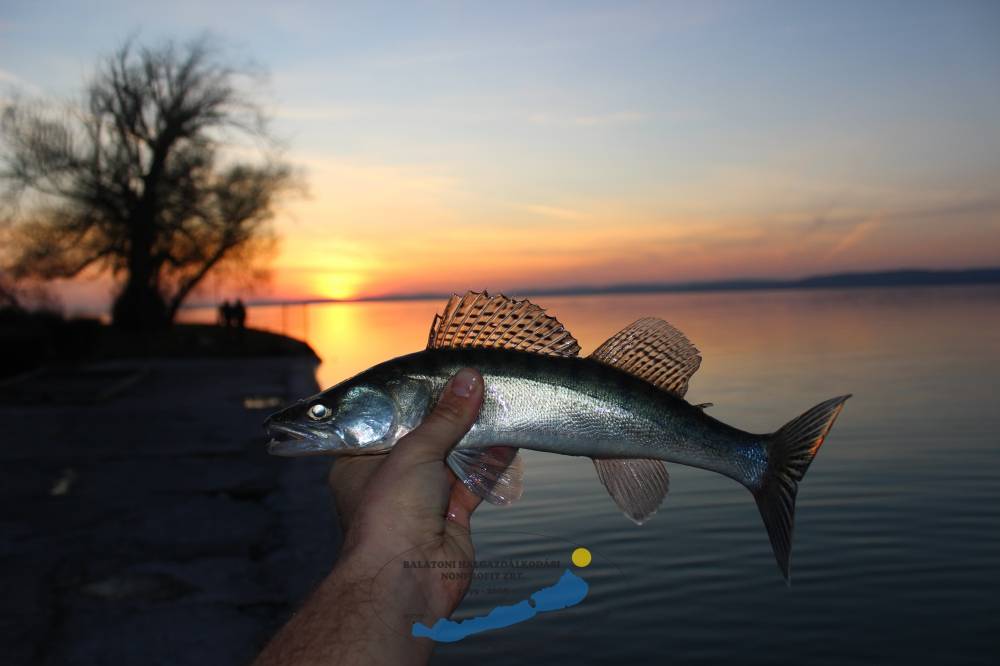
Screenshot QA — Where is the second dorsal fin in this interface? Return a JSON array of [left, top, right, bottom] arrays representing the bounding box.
[[589, 317, 701, 397], [427, 291, 581, 357]]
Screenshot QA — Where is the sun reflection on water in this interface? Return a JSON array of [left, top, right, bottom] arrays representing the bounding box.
[[182, 286, 1000, 444]]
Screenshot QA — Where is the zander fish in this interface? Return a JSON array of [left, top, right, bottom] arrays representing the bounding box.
[[265, 291, 850, 580]]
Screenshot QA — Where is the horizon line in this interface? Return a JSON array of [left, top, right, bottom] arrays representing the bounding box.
[[184, 265, 1000, 310]]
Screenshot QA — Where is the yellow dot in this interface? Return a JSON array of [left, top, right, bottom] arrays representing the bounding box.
[[571, 547, 592, 568]]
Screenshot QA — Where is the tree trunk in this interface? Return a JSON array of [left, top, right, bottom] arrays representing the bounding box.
[[111, 213, 169, 331], [111, 279, 168, 330]]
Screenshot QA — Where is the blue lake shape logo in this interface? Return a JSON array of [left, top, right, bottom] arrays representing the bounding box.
[[411, 564, 590, 643]]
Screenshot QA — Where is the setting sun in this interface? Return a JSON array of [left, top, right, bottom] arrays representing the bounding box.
[[310, 271, 364, 301]]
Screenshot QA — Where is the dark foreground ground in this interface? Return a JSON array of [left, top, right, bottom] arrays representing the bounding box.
[[0, 356, 339, 665]]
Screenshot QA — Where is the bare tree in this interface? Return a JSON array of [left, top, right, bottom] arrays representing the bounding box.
[[1, 36, 295, 330]]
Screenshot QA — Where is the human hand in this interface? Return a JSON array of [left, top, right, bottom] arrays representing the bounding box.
[[327, 367, 485, 619], [253, 369, 486, 666]]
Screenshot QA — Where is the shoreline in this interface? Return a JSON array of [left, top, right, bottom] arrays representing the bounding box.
[[0, 320, 320, 382]]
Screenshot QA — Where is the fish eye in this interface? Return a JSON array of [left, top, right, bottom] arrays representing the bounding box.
[[307, 403, 332, 421]]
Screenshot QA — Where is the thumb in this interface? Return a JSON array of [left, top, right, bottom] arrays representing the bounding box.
[[394, 367, 483, 463]]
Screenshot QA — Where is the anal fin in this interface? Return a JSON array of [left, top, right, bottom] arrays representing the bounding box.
[[447, 446, 524, 505], [593, 458, 670, 524]]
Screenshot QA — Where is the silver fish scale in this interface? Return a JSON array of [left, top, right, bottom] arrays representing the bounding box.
[[402, 354, 769, 489]]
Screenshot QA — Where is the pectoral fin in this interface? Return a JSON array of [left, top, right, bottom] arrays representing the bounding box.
[[447, 446, 524, 505], [593, 458, 670, 524]]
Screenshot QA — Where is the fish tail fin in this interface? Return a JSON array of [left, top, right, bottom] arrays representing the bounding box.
[[754, 395, 851, 583]]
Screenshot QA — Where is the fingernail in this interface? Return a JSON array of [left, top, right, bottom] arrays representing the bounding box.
[[450, 368, 478, 398]]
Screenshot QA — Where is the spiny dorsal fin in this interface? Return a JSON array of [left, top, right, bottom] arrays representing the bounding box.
[[427, 291, 581, 357], [589, 317, 701, 397], [594, 458, 670, 525]]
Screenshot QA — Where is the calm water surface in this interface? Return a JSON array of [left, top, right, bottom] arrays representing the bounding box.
[[189, 286, 1000, 664]]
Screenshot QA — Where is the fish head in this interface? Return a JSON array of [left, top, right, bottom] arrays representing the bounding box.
[[264, 369, 433, 457]]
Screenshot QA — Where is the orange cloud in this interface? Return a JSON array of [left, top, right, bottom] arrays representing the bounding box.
[[189, 153, 1000, 302]]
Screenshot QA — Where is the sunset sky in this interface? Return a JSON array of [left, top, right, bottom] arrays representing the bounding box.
[[2, 1, 999, 310]]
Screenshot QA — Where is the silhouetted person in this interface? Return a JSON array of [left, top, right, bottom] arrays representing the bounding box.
[[218, 300, 232, 327], [233, 299, 247, 329]]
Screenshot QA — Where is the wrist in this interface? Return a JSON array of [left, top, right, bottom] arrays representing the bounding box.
[[336, 543, 453, 624], [252, 551, 437, 666]]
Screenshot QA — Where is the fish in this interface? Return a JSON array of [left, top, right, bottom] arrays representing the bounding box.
[[265, 291, 850, 581]]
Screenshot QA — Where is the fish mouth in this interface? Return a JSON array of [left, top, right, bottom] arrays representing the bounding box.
[[265, 422, 339, 457]]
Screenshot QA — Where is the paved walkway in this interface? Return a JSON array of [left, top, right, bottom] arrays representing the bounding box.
[[1, 358, 339, 666]]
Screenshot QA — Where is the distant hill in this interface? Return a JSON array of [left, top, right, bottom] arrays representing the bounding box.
[[517, 267, 1000, 298]]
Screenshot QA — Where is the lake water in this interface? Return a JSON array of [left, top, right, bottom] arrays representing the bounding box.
[[189, 286, 1000, 664]]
